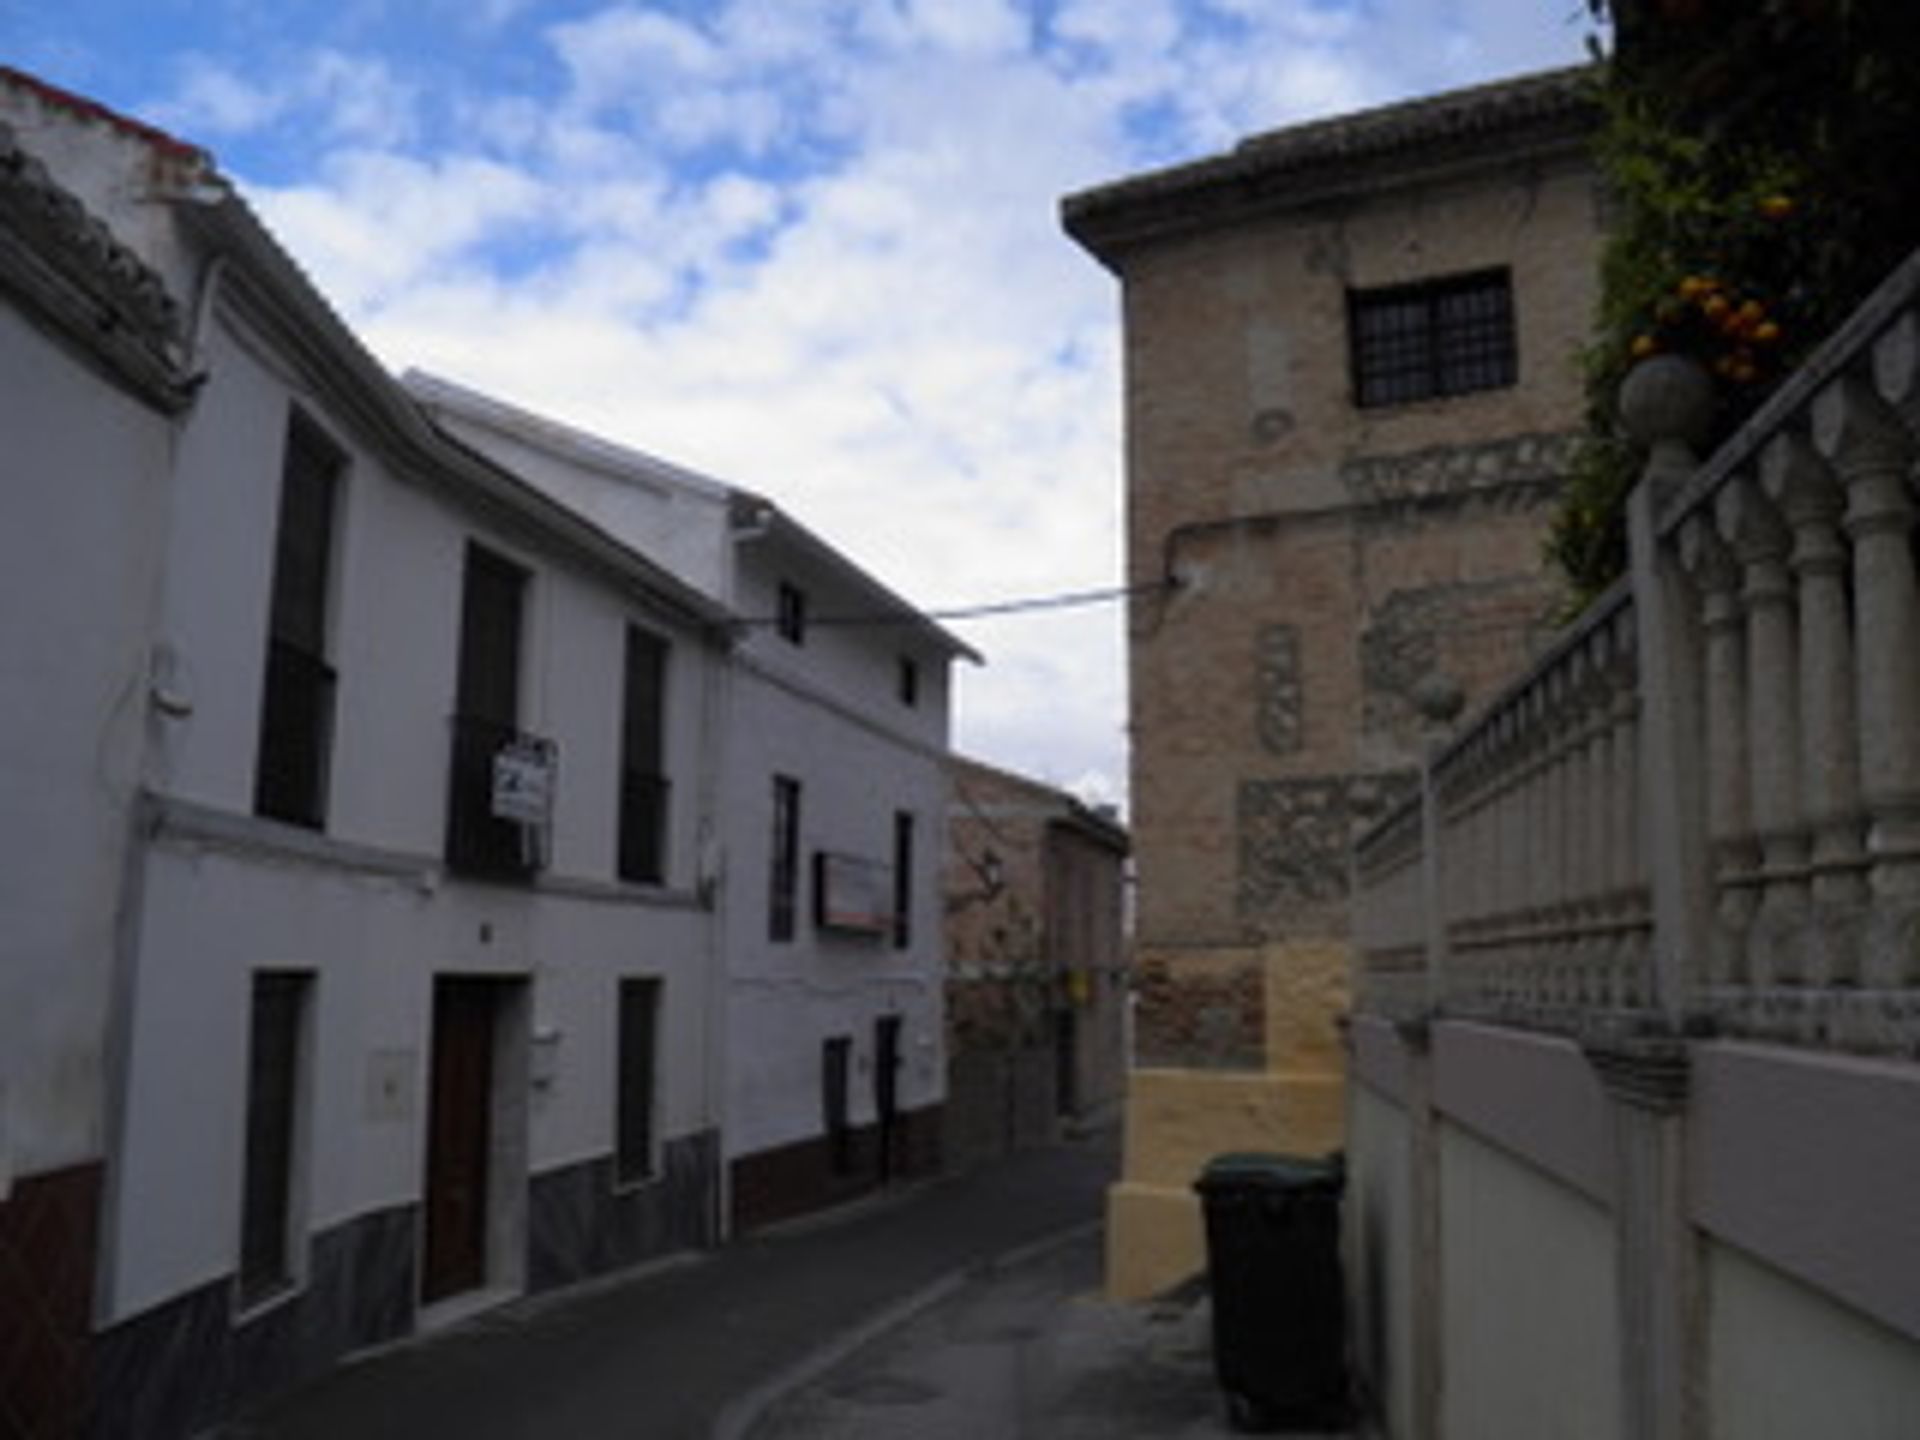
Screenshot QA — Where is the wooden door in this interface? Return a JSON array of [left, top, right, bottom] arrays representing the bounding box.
[[423, 978, 495, 1304]]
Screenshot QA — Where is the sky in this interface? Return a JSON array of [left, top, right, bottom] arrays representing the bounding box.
[[8, 1, 1593, 808]]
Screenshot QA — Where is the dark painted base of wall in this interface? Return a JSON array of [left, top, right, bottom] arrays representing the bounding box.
[[86, 1129, 721, 1440], [0, 1162, 101, 1440], [730, 1105, 943, 1234], [89, 1202, 416, 1440], [528, 1131, 720, 1292]]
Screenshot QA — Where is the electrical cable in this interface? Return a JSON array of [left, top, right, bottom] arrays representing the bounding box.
[[734, 577, 1176, 628]]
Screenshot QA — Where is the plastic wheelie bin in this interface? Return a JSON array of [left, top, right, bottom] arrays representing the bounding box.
[[1193, 1151, 1350, 1433]]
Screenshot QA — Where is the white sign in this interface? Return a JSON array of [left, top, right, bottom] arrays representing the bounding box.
[[492, 740, 555, 825]]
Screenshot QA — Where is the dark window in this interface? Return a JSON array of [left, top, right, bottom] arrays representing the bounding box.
[[898, 656, 919, 707], [770, 774, 801, 942], [616, 978, 661, 1185], [892, 811, 914, 949], [239, 971, 310, 1309], [776, 581, 807, 645], [1349, 268, 1516, 408], [618, 627, 670, 884], [446, 544, 548, 879], [254, 413, 342, 829], [822, 1036, 853, 1175]]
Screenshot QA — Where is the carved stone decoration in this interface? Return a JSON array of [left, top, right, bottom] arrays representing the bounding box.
[[1238, 771, 1418, 920], [1360, 581, 1551, 751], [1339, 430, 1583, 508], [1580, 1031, 1692, 1114], [1255, 623, 1304, 755]]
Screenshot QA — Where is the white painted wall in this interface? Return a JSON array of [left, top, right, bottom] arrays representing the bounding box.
[[103, 294, 730, 1320], [1438, 1118, 1621, 1440], [0, 303, 174, 1181], [1346, 1082, 1415, 1440], [412, 379, 735, 599], [1708, 1239, 1920, 1440], [720, 528, 952, 1159], [403, 383, 961, 1177]]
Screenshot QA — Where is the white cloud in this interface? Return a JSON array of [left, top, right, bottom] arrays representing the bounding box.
[[217, 0, 1587, 805]]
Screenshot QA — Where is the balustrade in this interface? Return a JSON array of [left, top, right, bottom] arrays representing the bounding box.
[[1349, 247, 1920, 1055]]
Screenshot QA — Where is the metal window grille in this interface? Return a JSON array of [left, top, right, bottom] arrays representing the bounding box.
[[1350, 269, 1516, 408], [770, 774, 801, 940]]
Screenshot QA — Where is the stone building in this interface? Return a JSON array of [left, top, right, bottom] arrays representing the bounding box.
[[943, 757, 1130, 1168], [1061, 68, 1603, 1297]]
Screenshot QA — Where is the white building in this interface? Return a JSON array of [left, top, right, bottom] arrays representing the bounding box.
[[411, 376, 980, 1231], [0, 99, 197, 1440], [4, 70, 737, 1437]]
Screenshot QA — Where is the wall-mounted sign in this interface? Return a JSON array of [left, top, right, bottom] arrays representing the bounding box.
[[814, 851, 892, 936], [493, 737, 556, 825]]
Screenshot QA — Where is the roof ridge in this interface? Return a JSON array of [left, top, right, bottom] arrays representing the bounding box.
[[0, 64, 206, 164]]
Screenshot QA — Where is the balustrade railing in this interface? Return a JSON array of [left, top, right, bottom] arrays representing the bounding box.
[[1352, 246, 1920, 1055]]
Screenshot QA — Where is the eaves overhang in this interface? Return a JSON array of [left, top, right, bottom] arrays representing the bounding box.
[[178, 194, 736, 640], [729, 491, 984, 665], [1062, 65, 1600, 273]]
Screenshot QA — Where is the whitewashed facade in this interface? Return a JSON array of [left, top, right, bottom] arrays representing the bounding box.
[[412, 377, 978, 1231], [3, 71, 734, 1438]]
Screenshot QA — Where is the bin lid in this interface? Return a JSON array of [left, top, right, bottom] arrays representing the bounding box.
[[1193, 1150, 1344, 1194]]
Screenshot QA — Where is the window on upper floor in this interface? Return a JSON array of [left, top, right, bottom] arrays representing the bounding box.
[[254, 411, 343, 831], [769, 774, 801, 942], [898, 656, 919, 707], [1348, 268, 1516, 409], [617, 626, 670, 885], [446, 543, 551, 880], [892, 810, 914, 949], [776, 581, 807, 646]]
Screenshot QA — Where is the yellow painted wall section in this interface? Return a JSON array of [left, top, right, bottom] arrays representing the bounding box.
[[1106, 1066, 1348, 1299], [1263, 939, 1351, 1075]]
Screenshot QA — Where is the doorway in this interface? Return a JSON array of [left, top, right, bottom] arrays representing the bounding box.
[[422, 976, 512, 1305], [873, 1015, 902, 1182]]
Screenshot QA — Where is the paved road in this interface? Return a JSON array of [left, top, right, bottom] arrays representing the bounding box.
[[220, 1137, 1118, 1440]]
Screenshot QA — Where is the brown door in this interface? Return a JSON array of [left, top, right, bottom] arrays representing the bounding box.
[[423, 977, 495, 1304]]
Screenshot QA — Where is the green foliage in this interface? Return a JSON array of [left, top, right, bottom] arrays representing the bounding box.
[[1551, 0, 1920, 607]]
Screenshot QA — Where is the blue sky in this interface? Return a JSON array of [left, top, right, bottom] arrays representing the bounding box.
[[8, 1, 1593, 804]]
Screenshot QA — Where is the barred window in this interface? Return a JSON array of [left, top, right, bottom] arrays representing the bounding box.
[[1349, 269, 1516, 408]]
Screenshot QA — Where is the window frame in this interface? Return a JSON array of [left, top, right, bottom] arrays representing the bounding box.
[[1348, 267, 1517, 409], [616, 625, 670, 885], [615, 977, 662, 1187], [776, 581, 807, 646], [253, 410, 344, 831], [892, 810, 914, 949], [236, 969, 313, 1314], [769, 774, 802, 942]]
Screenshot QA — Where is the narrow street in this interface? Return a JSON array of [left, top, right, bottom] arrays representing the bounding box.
[[217, 1138, 1119, 1440]]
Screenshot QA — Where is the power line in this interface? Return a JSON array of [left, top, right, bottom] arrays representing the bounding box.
[[735, 578, 1173, 629]]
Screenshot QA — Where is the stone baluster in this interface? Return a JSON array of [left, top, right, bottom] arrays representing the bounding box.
[[1760, 432, 1866, 986], [1677, 514, 1758, 987], [1606, 614, 1646, 1006], [1624, 355, 1717, 1020], [1717, 474, 1809, 986], [1813, 374, 1920, 985], [1582, 636, 1616, 1003]]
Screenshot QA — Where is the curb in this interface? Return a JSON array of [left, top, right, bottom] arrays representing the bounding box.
[[709, 1219, 1102, 1440]]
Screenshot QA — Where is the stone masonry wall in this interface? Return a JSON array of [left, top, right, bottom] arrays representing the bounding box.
[[1123, 148, 1603, 1072]]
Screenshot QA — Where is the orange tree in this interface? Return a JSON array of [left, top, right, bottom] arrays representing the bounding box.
[[1549, 0, 1920, 605]]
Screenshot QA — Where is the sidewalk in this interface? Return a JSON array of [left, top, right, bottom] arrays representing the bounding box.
[[743, 1228, 1353, 1440], [218, 1138, 1118, 1440]]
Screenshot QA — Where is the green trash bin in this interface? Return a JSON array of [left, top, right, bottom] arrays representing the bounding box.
[[1193, 1151, 1350, 1433]]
